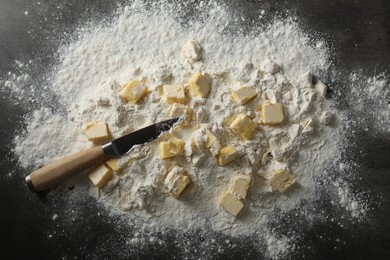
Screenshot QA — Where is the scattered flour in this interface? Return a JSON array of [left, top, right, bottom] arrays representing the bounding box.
[[1, 0, 387, 259], [264, 229, 295, 260], [348, 73, 389, 134], [337, 184, 367, 219]]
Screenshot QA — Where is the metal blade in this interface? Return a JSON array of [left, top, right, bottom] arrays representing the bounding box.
[[102, 118, 180, 157]]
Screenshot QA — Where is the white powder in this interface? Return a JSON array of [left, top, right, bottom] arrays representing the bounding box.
[[337, 184, 367, 219], [14, 108, 88, 169], [264, 229, 295, 260], [348, 73, 389, 134], [3, 0, 388, 259], [52, 213, 59, 221], [14, 2, 336, 234]]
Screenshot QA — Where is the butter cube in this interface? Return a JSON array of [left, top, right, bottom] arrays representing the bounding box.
[[229, 114, 256, 140], [164, 167, 191, 197], [217, 146, 237, 166], [191, 135, 203, 152], [105, 158, 123, 173], [88, 164, 113, 188], [189, 72, 211, 98], [163, 84, 186, 104], [169, 103, 192, 124], [269, 169, 295, 192], [159, 140, 185, 159], [121, 80, 148, 104], [261, 102, 285, 125], [231, 87, 258, 105], [205, 130, 217, 149], [230, 173, 251, 199], [219, 191, 244, 216], [83, 121, 110, 142], [315, 80, 327, 97], [224, 114, 239, 127]]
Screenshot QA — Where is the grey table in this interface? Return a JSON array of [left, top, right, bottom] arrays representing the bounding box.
[[0, 0, 389, 259]]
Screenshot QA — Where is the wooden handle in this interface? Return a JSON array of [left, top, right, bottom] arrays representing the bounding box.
[[27, 146, 109, 192]]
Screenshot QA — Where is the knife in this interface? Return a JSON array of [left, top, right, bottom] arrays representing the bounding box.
[[25, 118, 180, 193]]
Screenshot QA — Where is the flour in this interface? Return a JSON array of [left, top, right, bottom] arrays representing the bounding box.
[[337, 183, 367, 219], [2, 0, 388, 259], [264, 229, 295, 260], [348, 73, 390, 134], [13, 108, 88, 169]]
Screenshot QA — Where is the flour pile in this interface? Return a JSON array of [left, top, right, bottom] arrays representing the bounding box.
[[2, 0, 385, 259]]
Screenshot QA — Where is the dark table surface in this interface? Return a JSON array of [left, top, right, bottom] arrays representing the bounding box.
[[1, 0, 389, 259]]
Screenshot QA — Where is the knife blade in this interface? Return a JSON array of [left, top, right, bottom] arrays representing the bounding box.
[[102, 117, 180, 157], [26, 118, 180, 192]]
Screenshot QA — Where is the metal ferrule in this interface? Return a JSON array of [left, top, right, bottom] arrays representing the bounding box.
[[25, 175, 36, 192]]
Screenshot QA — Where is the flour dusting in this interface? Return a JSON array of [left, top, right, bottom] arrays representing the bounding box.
[[1, 0, 388, 259]]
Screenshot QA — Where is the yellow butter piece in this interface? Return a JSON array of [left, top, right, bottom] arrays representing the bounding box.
[[189, 72, 210, 98], [191, 139, 200, 151], [121, 80, 148, 104], [269, 169, 295, 192], [261, 102, 285, 125], [164, 167, 191, 197], [217, 146, 237, 166], [159, 140, 185, 159], [163, 84, 186, 104], [171, 175, 190, 197], [230, 173, 251, 199], [88, 164, 113, 188], [83, 121, 110, 142], [229, 114, 256, 140], [224, 114, 239, 126], [219, 191, 244, 216], [205, 130, 217, 149], [105, 158, 122, 172], [169, 103, 192, 124], [231, 87, 258, 105]]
